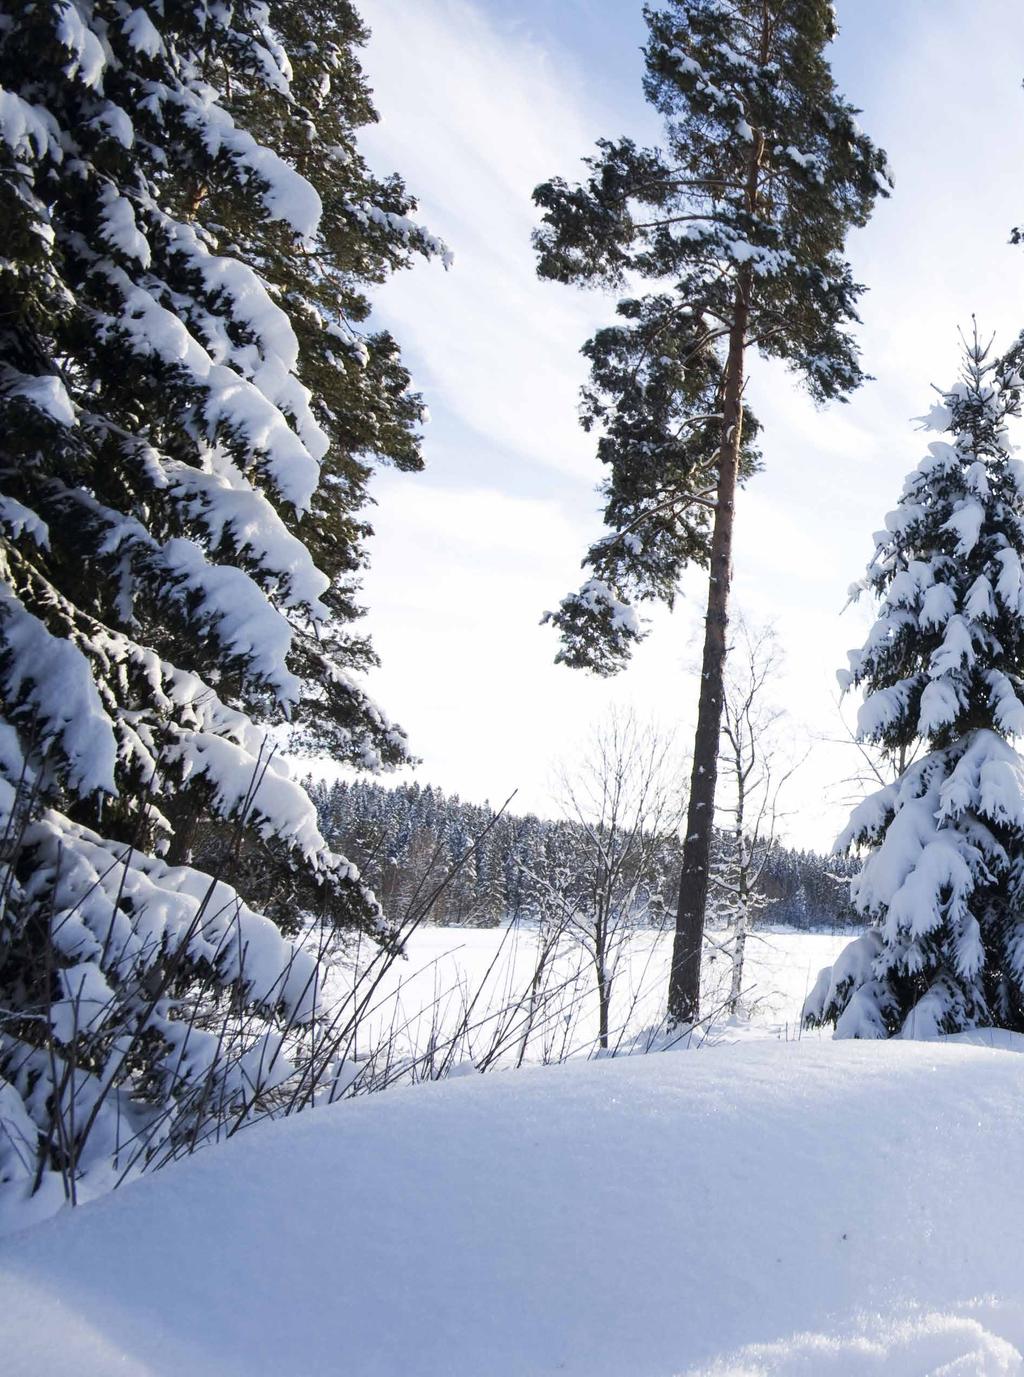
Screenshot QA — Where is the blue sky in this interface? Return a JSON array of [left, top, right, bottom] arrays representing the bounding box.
[[348, 0, 1024, 847]]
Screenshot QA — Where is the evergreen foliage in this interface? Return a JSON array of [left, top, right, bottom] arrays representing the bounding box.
[[541, 296, 760, 674], [0, 0, 445, 1196], [311, 777, 857, 933], [805, 339, 1024, 1037]]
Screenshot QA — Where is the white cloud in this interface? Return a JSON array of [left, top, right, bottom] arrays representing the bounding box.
[[360, 475, 691, 815], [358, 0, 625, 482]]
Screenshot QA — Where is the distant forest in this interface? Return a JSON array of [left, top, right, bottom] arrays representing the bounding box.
[[309, 779, 860, 932]]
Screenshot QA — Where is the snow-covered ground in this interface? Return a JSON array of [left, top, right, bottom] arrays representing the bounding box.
[[6, 929, 1023, 1375], [337, 924, 858, 1070], [3, 1033, 1024, 1376]]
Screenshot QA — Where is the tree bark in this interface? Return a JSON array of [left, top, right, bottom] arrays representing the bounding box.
[[726, 705, 754, 1018], [595, 910, 610, 1049], [728, 751, 748, 1018], [596, 958, 610, 1050], [666, 271, 752, 1028], [729, 912, 748, 1016]]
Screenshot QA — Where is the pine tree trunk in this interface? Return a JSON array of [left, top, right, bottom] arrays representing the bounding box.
[[666, 271, 752, 1028]]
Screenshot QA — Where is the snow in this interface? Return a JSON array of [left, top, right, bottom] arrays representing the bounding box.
[[55, 0, 107, 89], [27, 812, 297, 996], [989, 670, 1024, 736], [995, 547, 1024, 610], [0, 89, 61, 160], [576, 577, 641, 634], [342, 925, 852, 1061], [943, 498, 985, 555], [949, 730, 1024, 829], [915, 401, 954, 432], [197, 99, 322, 241], [163, 221, 307, 389], [160, 536, 300, 703], [727, 237, 794, 275], [88, 101, 134, 148], [965, 572, 996, 620], [856, 678, 916, 738], [2, 369, 77, 426], [122, 8, 163, 59], [917, 676, 960, 734], [353, 200, 454, 268], [919, 579, 955, 627], [106, 270, 322, 511], [163, 448, 330, 615], [0, 495, 49, 547], [885, 559, 932, 608], [0, 583, 117, 796], [873, 166, 893, 194], [694, 1310, 1023, 1375], [928, 613, 976, 677], [52, 961, 115, 1041], [884, 830, 973, 941], [784, 145, 824, 182], [803, 930, 882, 1028], [168, 727, 334, 867], [4, 1035, 1024, 1375], [98, 189, 151, 267]]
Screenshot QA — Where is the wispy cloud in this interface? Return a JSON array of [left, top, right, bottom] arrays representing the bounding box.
[[359, 0, 630, 485]]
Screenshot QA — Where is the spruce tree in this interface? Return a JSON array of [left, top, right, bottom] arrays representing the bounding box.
[[533, 0, 889, 1026], [0, 0, 446, 1196], [805, 338, 1024, 1037]]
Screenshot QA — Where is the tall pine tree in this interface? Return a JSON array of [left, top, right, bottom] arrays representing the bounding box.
[[0, 0, 447, 1197], [533, 0, 889, 1025], [540, 296, 761, 674], [805, 337, 1024, 1037]]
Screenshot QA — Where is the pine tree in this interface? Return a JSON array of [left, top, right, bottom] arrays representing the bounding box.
[[0, 0, 447, 1197], [805, 337, 1024, 1037], [533, 0, 889, 1026], [540, 296, 761, 674]]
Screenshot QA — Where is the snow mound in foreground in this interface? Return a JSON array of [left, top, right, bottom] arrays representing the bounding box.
[[694, 1308, 1023, 1375], [3, 1039, 1024, 1376]]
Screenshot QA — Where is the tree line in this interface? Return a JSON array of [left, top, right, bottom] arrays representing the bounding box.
[[310, 778, 859, 934]]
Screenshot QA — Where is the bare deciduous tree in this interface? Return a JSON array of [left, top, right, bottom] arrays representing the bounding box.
[[709, 619, 804, 1017], [533, 713, 684, 1049]]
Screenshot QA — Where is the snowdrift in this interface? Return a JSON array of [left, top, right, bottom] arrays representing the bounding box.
[[2, 1037, 1024, 1376]]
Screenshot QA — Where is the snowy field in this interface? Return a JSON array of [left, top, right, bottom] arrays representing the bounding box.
[[329, 925, 860, 1074], [3, 1032, 1024, 1376]]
